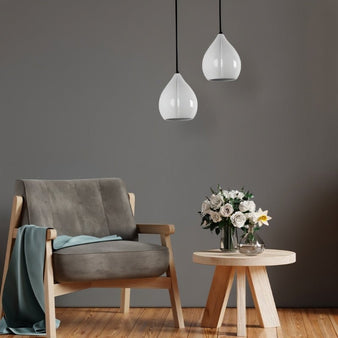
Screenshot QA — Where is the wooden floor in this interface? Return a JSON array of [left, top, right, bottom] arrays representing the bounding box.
[[3, 308, 337, 337]]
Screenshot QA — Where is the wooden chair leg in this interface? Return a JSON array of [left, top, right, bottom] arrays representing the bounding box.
[[120, 288, 130, 313], [44, 240, 56, 338], [0, 292, 3, 317], [0, 196, 23, 318], [161, 234, 185, 329], [168, 279, 184, 329]]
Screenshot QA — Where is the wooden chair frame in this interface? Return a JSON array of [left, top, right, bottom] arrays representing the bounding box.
[[0, 194, 184, 337]]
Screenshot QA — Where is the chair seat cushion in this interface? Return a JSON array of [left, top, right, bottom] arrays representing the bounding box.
[[52, 241, 169, 282]]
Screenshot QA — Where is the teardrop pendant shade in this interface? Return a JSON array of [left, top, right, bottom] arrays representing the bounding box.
[[202, 33, 241, 81], [159, 73, 198, 121]]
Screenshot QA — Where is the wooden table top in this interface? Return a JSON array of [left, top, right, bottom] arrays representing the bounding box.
[[193, 249, 296, 267]]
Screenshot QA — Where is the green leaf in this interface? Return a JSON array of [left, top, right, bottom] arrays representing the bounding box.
[[241, 226, 248, 233]]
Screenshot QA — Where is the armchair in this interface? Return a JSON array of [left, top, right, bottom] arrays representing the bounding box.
[[0, 178, 184, 337]]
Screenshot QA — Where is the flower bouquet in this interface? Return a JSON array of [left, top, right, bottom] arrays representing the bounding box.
[[199, 185, 271, 253]]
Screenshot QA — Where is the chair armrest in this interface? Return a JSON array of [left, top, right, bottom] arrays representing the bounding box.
[[46, 229, 57, 240], [136, 224, 175, 235], [13, 228, 57, 240]]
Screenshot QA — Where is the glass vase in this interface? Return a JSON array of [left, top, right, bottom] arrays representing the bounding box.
[[220, 225, 238, 252], [239, 226, 265, 256]]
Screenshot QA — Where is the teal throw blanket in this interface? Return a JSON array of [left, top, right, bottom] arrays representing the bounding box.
[[53, 234, 121, 250], [0, 225, 58, 335], [0, 225, 121, 335]]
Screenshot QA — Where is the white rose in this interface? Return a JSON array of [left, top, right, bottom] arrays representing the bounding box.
[[237, 191, 245, 199], [219, 203, 234, 217], [228, 190, 244, 199], [222, 190, 230, 199], [247, 201, 256, 212], [230, 211, 246, 228], [246, 212, 257, 225], [228, 190, 237, 199], [239, 200, 256, 213], [209, 211, 222, 223], [209, 194, 223, 209], [201, 200, 210, 216]]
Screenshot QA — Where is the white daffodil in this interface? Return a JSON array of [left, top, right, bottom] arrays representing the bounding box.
[[220, 203, 234, 217], [255, 208, 272, 227], [230, 211, 246, 228]]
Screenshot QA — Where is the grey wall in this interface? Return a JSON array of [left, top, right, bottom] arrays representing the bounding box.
[[0, 0, 337, 308]]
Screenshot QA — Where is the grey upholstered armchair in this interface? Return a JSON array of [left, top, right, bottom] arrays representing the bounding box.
[[0, 178, 184, 337]]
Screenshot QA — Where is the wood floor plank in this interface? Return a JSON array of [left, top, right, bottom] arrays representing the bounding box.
[[82, 308, 119, 338], [186, 308, 208, 337], [66, 308, 96, 337], [99, 307, 144, 337], [1, 307, 337, 337], [247, 308, 277, 338], [185, 308, 204, 337], [302, 308, 324, 338], [329, 308, 338, 335], [302, 309, 337, 338], [276, 325, 284, 338], [159, 307, 199, 337], [218, 307, 237, 337], [314, 308, 337, 337], [54, 307, 90, 337], [127, 307, 169, 337], [188, 308, 218, 337], [278, 308, 307, 337]]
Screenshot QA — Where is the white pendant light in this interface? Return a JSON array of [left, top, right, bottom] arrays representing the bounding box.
[[202, 0, 241, 81], [159, 0, 198, 121]]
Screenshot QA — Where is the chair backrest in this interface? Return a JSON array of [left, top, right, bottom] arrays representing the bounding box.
[[14, 178, 137, 240]]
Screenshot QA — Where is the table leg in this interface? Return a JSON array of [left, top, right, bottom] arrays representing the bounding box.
[[201, 266, 235, 328], [247, 266, 280, 328], [236, 267, 247, 336]]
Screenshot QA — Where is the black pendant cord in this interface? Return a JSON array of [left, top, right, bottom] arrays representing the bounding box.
[[175, 0, 179, 73], [219, 0, 222, 34]]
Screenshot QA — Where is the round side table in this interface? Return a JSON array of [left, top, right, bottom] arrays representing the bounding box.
[[193, 249, 296, 337]]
